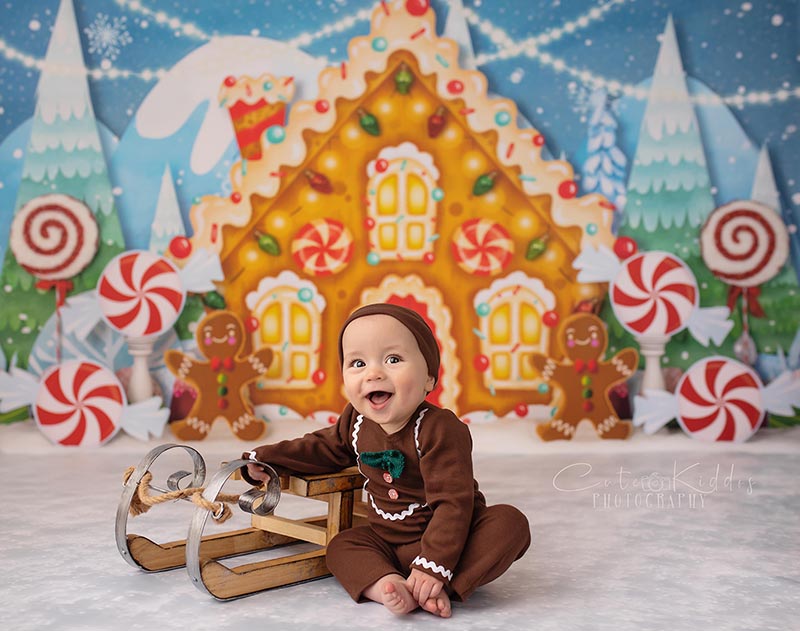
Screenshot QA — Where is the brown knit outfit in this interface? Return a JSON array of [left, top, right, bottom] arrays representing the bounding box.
[[243, 402, 530, 602], [243, 304, 530, 602]]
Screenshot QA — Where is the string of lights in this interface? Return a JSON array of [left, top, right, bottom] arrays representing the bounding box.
[[0, 0, 797, 107]]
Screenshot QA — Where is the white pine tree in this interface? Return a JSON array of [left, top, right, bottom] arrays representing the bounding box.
[[149, 165, 186, 255], [750, 145, 799, 288], [0, 0, 125, 366], [580, 88, 627, 211], [624, 15, 715, 235], [443, 0, 476, 70]]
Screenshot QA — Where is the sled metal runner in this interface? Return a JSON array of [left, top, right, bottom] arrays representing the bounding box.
[[117, 443, 365, 600]]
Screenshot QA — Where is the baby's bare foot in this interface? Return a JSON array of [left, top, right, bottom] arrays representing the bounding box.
[[421, 591, 452, 618], [382, 579, 418, 616]]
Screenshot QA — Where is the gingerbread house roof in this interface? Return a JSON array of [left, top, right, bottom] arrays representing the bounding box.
[[188, 0, 615, 254]]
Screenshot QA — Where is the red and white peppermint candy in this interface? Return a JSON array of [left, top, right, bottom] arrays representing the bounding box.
[[700, 200, 789, 288], [676, 357, 764, 442], [34, 360, 124, 447], [98, 250, 185, 338], [611, 251, 697, 337], [9, 194, 99, 280], [291, 218, 354, 276], [451, 218, 513, 276]]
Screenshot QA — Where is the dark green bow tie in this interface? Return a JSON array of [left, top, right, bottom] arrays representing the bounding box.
[[359, 450, 405, 479]]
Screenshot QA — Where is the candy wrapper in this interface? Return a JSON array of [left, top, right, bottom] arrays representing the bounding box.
[[633, 356, 800, 442], [0, 359, 169, 445]]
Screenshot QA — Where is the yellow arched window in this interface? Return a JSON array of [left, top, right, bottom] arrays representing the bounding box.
[[366, 143, 440, 261], [475, 274, 554, 390], [245, 273, 325, 390]]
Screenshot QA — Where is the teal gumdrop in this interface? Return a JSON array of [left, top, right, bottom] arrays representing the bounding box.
[[367, 252, 380, 266], [298, 287, 313, 303], [432, 188, 444, 201], [266, 125, 286, 144], [495, 111, 511, 126], [538, 383, 550, 394], [263, 80, 273, 90], [586, 223, 598, 235], [279, 406, 288, 416], [476, 302, 491, 317], [372, 37, 388, 52]]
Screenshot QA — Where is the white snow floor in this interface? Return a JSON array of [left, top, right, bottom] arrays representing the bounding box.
[[1, 418, 798, 631]]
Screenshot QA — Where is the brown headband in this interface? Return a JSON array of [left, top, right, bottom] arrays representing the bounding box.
[[338, 303, 440, 385]]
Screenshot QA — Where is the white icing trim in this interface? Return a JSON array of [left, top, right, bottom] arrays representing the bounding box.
[[412, 556, 453, 581], [369, 494, 423, 521], [413, 407, 428, 460]]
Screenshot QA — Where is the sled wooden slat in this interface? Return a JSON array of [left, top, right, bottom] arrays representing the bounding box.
[[198, 549, 329, 600]]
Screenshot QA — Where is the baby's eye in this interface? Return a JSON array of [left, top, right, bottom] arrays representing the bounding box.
[[386, 355, 401, 364], [350, 359, 365, 368]]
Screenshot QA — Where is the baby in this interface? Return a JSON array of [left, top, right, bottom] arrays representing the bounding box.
[[241, 303, 530, 617]]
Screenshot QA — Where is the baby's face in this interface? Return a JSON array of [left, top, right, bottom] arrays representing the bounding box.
[[341, 314, 434, 434]]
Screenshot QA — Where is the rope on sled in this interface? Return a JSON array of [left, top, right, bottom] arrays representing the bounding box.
[[123, 467, 241, 524]]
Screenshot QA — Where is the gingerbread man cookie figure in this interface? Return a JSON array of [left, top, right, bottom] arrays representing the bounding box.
[[530, 313, 638, 440], [165, 310, 273, 441]]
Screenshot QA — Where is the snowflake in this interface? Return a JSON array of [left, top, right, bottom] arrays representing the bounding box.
[[84, 14, 132, 60]]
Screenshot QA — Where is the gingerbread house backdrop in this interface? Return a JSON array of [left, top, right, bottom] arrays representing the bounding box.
[[179, 0, 616, 419]]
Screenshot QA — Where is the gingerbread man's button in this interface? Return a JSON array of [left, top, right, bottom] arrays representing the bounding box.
[[388, 489, 399, 500]]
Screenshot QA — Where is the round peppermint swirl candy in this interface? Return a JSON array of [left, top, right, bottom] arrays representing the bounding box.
[[9, 194, 99, 280], [34, 360, 125, 447], [676, 356, 764, 442], [700, 200, 789, 288], [97, 250, 185, 338], [611, 251, 698, 337]]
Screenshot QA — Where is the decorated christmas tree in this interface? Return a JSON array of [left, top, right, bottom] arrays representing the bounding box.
[[580, 88, 627, 212], [0, 0, 125, 367], [607, 16, 732, 369]]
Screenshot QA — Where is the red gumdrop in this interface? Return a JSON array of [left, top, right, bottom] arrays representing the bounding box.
[[405, 0, 430, 16], [514, 403, 528, 418], [542, 310, 559, 328], [423, 252, 435, 264], [364, 217, 376, 229], [328, 415, 338, 425], [315, 99, 330, 113], [231, 192, 242, 203], [532, 133, 545, 147], [473, 354, 490, 372], [223, 75, 237, 87], [558, 180, 577, 199], [245, 316, 259, 333], [613, 236, 639, 260], [312, 369, 326, 385], [376, 158, 389, 173], [168, 236, 192, 259], [447, 80, 464, 95]]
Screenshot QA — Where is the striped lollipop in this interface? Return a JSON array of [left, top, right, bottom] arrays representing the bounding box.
[[97, 251, 185, 338], [34, 360, 124, 447], [10, 193, 99, 281], [611, 251, 697, 337], [451, 218, 514, 276]]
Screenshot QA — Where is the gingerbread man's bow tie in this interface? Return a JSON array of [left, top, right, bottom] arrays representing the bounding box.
[[573, 359, 598, 373], [210, 356, 235, 371], [359, 450, 405, 479]]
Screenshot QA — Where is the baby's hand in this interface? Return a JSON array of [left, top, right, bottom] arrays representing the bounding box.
[[246, 462, 271, 483], [405, 568, 443, 606]]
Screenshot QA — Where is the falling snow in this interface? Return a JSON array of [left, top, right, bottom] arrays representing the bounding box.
[[83, 13, 132, 60]]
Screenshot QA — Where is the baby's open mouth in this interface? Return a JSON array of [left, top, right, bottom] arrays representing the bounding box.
[[367, 391, 393, 405]]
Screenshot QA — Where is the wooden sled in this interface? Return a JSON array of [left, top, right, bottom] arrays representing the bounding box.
[[117, 443, 366, 600]]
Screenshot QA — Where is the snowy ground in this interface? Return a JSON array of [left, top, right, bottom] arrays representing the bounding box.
[[1, 419, 799, 631]]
